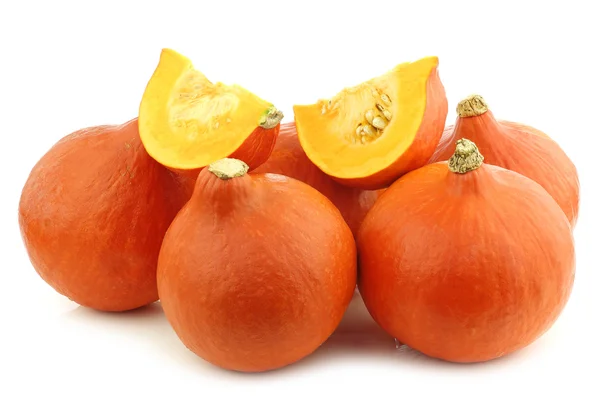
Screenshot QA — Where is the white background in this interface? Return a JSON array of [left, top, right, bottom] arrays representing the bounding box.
[[1, 1, 599, 399]]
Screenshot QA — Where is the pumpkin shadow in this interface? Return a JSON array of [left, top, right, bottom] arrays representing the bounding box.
[[307, 289, 399, 356], [61, 301, 213, 370], [272, 290, 423, 372], [277, 290, 543, 375], [61, 291, 543, 377], [60, 291, 403, 376], [62, 301, 167, 327]]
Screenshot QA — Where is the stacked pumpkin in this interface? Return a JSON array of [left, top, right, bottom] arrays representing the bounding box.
[[19, 49, 579, 372]]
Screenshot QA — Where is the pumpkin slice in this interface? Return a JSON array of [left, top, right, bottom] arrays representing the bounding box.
[[139, 49, 283, 171], [294, 56, 448, 189]]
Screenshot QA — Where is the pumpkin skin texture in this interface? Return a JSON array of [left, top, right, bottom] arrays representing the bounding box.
[[429, 94, 579, 226], [18, 118, 193, 312], [252, 122, 381, 236], [358, 139, 575, 363], [157, 159, 357, 372], [139, 48, 282, 173], [294, 56, 448, 190]]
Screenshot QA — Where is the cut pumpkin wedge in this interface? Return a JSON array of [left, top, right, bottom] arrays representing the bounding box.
[[139, 49, 283, 171], [294, 56, 448, 190]]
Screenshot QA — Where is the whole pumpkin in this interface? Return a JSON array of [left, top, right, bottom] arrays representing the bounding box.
[[157, 158, 357, 372], [253, 122, 381, 236], [358, 139, 575, 363], [429, 94, 579, 226], [18, 118, 193, 312]]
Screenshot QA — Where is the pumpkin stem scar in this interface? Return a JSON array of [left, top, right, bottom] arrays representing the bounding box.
[[208, 158, 249, 180], [448, 139, 484, 174], [259, 107, 284, 129], [457, 94, 488, 118]]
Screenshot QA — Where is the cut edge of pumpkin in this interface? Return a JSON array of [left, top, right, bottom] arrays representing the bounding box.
[[294, 56, 439, 180], [139, 48, 282, 170]]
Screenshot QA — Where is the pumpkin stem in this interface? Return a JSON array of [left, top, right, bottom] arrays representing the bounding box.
[[448, 139, 484, 174], [208, 158, 249, 180], [457, 94, 488, 117], [259, 106, 284, 129]]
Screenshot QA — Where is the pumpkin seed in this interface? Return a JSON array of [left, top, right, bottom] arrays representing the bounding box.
[[375, 104, 392, 121], [363, 124, 376, 136], [371, 116, 387, 130], [365, 110, 375, 124], [381, 93, 392, 106]]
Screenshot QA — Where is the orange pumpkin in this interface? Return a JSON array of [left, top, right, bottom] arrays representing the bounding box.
[[252, 122, 381, 236], [429, 94, 579, 226], [18, 118, 192, 312], [358, 139, 575, 363], [157, 158, 357, 372], [294, 56, 448, 189], [139, 49, 282, 173]]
